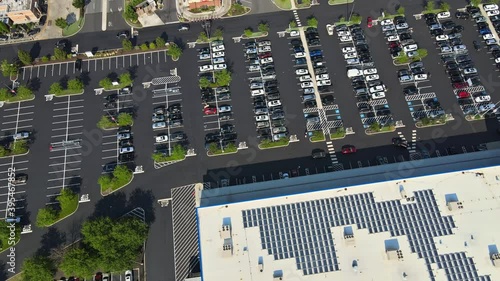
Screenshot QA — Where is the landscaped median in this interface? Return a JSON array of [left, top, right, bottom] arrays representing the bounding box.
[[99, 72, 133, 91], [152, 144, 187, 163], [62, 16, 85, 37], [98, 165, 134, 195], [272, 0, 292, 10], [416, 116, 447, 128], [365, 122, 395, 135], [259, 137, 290, 149], [334, 14, 362, 26], [309, 131, 325, 142], [0, 220, 20, 253], [49, 78, 85, 97], [329, 0, 353, 5], [0, 140, 29, 158], [36, 189, 79, 227], [97, 112, 134, 130], [242, 23, 270, 39], [330, 127, 346, 140], [0, 86, 35, 103], [393, 49, 428, 65], [224, 3, 251, 17], [207, 142, 238, 156]]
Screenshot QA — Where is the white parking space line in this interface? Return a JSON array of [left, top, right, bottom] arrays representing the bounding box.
[[53, 105, 84, 111], [49, 160, 81, 166], [53, 112, 83, 118], [2, 119, 33, 124], [52, 119, 84, 125], [0, 168, 27, 174], [3, 112, 34, 118], [52, 132, 82, 138], [0, 160, 28, 167], [51, 125, 83, 131]]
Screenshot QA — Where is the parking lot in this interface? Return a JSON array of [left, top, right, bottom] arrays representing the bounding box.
[[47, 96, 84, 203]]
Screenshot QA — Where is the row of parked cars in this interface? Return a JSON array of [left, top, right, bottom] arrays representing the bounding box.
[[199, 40, 228, 72], [153, 104, 186, 145], [246, 40, 289, 141]]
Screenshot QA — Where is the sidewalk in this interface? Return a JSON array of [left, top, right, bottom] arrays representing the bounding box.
[[176, 0, 231, 21]]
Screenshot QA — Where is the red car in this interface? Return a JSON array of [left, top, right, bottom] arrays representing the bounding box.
[[389, 41, 400, 48], [259, 52, 272, 59], [367, 17, 373, 28], [452, 82, 468, 89], [341, 145, 357, 154], [203, 106, 217, 115], [457, 91, 470, 99]]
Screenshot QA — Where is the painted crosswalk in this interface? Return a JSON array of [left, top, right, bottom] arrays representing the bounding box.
[[410, 129, 417, 153], [293, 10, 302, 27], [326, 141, 338, 165]]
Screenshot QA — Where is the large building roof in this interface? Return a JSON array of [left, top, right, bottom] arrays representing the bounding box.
[[197, 150, 500, 281]]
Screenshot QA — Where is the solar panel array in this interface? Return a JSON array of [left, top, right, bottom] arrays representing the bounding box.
[[241, 189, 491, 280]]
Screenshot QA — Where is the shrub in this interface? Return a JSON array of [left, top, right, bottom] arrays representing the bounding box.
[[122, 39, 133, 51], [140, 43, 149, 51], [55, 18, 68, 29], [49, 82, 63, 95], [149, 42, 156, 49], [155, 37, 166, 48]]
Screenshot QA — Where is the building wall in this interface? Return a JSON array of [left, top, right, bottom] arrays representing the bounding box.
[[188, 0, 221, 9], [7, 9, 39, 24]]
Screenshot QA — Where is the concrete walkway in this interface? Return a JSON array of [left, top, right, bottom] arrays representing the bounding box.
[[176, 0, 232, 21], [37, 0, 82, 40]]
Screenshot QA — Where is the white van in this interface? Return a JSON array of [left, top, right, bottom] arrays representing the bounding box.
[[347, 68, 362, 78], [119, 146, 134, 154], [403, 44, 418, 53]]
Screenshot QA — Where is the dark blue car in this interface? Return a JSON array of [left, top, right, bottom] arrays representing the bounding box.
[[479, 28, 491, 35], [310, 50, 323, 57]]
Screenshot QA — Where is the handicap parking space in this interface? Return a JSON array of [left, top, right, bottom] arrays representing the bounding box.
[[46, 97, 85, 203], [197, 40, 239, 152]]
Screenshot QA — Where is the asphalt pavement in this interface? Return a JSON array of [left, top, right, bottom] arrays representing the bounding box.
[[3, 0, 500, 280]]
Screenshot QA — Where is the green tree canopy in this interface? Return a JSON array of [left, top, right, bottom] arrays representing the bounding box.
[[122, 39, 133, 51], [21, 255, 56, 281], [244, 28, 253, 37], [60, 247, 98, 278], [214, 69, 232, 86], [17, 50, 33, 66], [1, 59, 18, 77], [99, 77, 112, 88], [67, 78, 84, 91], [397, 5, 405, 15], [72, 0, 85, 9], [425, 1, 435, 11], [470, 0, 482, 5], [197, 32, 208, 42], [307, 17, 318, 27], [16, 86, 33, 98], [57, 188, 77, 211], [289, 20, 297, 28], [0, 22, 10, 34], [258, 23, 269, 33], [119, 72, 132, 86], [213, 28, 223, 39], [199, 77, 211, 88], [124, 5, 138, 22], [36, 207, 58, 227], [440, 1, 450, 11], [155, 37, 166, 48], [55, 18, 68, 29], [117, 112, 133, 126], [54, 48, 67, 60], [167, 43, 182, 60]]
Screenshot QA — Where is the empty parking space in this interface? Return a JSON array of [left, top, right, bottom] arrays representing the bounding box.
[[47, 96, 84, 203]]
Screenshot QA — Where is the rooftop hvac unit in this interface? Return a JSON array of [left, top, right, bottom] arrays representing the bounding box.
[[492, 253, 500, 267], [447, 201, 463, 211], [221, 224, 231, 239]]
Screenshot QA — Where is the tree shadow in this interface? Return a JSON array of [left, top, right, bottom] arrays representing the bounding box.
[[126, 188, 156, 225], [79, 71, 91, 86], [160, 31, 168, 42], [127, 65, 138, 80], [28, 77, 41, 92], [15, 194, 31, 225], [66, 176, 82, 194], [0, 260, 7, 281], [106, 72, 118, 81], [36, 227, 67, 256], [59, 75, 69, 88], [91, 192, 127, 219], [172, 37, 185, 51], [29, 42, 41, 60]]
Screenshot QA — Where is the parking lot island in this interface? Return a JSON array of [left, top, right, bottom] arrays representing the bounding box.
[[99, 165, 134, 196], [35, 189, 79, 227]]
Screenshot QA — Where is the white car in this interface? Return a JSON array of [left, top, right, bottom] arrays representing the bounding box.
[[152, 122, 166, 129], [437, 12, 451, 19], [212, 45, 225, 52], [484, 4, 499, 11], [316, 74, 329, 81], [486, 38, 497, 45], [199, 64, 213, 72], [387, 35, 399, 42], [296, 68, 308, 75], [219, 105, 232, 113], [344, 52, 357, 59], [199, 53, 211, 60], [453, 45, 467, 52], [258, 46, 271, 53], [317, 80, 331, 86], [119, 146, 134, 154], [414, 73, 428, 81], [155, 134, 169, 143], [483, 33, 495, 40], [13, 131, 30, 140], [380, 19, 393, 25], [117, 132, 131, 140], [290, 30, 300, 37], [212, 57, 225, 64], [396, 23, 409, 30], [342, 46, 355, 53], [261, 57, 273, 64], [403, 44, 418, 53], [301, 82, 313, 88], [487, 10, 500, 16], [294, 52, 306, 58], [212, 51, 225, 58], [479, 103, 496, 112], [371, 92, 386, 99], [268, 100, 282, 107], [496, 57, 500, 64], [475, 95, 491, 102], [249, 65, 260, 72], [365, 74, 379, 81], [251, 89, 265, 96], [363, 68, 377, 75], [369, 85, 386, 94], [255, 115, 269, 121], [125, 270, 133, 281], [382, 24, 395, 32], [299, 75, 312, 82], [214, 64, 227, 70], [436, 35, 449, 41], [346, 58, 360, 65], [340, 35, 353, 42], [337, 31, 351, 37], [464, 68, 477, 75], [257, 40, 271, 47], [441, 46, 453, 53]]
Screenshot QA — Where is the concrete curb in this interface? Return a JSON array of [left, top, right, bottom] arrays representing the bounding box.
[[258, 142, 290, 150], [206, 150, 238, 157], [241, 32, 269, 39], [53, 90, 84, 98], [365, 128, 396, 135], [43, 202, 79, 227], [329, 135, 346, 140], [222, 7, 252, 18], [0, 150, 30, 159], [62, 14, 86, 38], [415, 121, 446, 128], [100, 174, 135, 196], [328, 0, 354, 5], [270, 0, 293, 10], [309, 136, 325, 143], [1, 96, 35, 104]]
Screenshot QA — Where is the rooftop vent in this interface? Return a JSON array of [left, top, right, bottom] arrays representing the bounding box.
[[221, 224, 231, 239], [386, 249, 404, 261], [491, 253, 500, 267], [447, 201, 464, 211]]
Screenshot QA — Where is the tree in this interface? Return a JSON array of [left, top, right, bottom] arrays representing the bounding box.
[[55, 18, 68, 29], [36, 207, 58, 227], [244, 28, 253, 37], [440, 1, 450, 11], [0, 88, 9, 101], [67, 78, 84, 91], [21, 255, 56, 281], [289, 20, 297, 28], [213, 28, 223, 39], [60, 247, 98, 278], [425, 1, 435, 11], [397, 5, 405, 15], [72, 0, 85, 9], [122, 39, 133, 51], [149, 42, 156, 49], [119, 72, 132, 86], [117, 113, 133, 126], [307, 17, 318, 27], [54, 48, 67, 60], [99, 77, 112, 89], [155, 37, 166, 48], [0, 22, 9, 34], [56, 189, 77, 211], [167, 43, 182, 60], [199, 77, 211, 88], [140, 43, 149, 51], [214, 69, 232, 86], [258, 23, 269, 33], [124, 5, 138, 22], [197, 32, 208, 42], [1, 59, 18, 77], [49, 82, 63, 95], [11, 140, 28, 154], [16, 86, 33, 99], [17, 50, 32, 66]]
